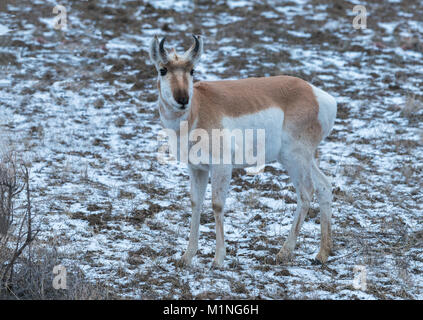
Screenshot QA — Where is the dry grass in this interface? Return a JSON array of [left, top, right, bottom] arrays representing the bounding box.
[[0, 244, 112, 300], [0, 147, 111, 299]]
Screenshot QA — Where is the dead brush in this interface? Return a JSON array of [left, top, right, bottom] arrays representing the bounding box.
[[0, 152, 110, 299], [0, 151, 38, 295]]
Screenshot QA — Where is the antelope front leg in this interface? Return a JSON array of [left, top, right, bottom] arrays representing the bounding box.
[[211, 165, 232, 268], [179, 167, 209, 267]]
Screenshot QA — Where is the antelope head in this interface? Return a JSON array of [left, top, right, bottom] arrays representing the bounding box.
[[149, 35, 203, 112]]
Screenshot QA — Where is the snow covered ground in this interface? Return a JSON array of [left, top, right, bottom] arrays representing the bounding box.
[[0, 0, 422, 299]]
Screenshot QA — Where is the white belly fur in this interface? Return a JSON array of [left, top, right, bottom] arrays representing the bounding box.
[[221, 107, 285, 167]]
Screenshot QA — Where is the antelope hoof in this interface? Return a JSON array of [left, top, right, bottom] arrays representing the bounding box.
[[211, 260, 224, 269], [276, 248, 293, 264], [211, 256, 225, 269], [315, 250, 329, 265], [177, 252, 193, 268]]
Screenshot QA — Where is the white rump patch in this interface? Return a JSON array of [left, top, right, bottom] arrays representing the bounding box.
[[312, 85, 337, 138]]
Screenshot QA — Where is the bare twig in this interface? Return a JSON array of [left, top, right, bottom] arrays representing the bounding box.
[[0, 152, 38, 291]]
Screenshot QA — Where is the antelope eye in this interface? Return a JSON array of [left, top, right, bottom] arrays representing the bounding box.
[[160, 68, 167, 76], [190, 69, 195, 76]]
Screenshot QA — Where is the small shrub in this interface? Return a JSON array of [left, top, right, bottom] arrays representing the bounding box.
[[0, 151, 37, 293], [0, 151, 111, 299]]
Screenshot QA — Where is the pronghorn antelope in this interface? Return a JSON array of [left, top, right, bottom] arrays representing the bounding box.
[[149, 35, 337, 267]]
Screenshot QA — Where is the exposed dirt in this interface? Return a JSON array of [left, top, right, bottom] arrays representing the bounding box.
[[0, 0, 422, 299]]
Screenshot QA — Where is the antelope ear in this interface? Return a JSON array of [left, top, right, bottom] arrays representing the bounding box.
[[149, 36, 161, 67], [184, 34, 203, 65]]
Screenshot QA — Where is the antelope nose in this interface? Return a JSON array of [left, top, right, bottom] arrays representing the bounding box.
[[176, 96, 189, 106]]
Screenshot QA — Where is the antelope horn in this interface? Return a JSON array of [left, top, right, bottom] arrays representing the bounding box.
[[191, 34, 200, 54], [159, 37, 168, 63], [185, 34, 202, 63]]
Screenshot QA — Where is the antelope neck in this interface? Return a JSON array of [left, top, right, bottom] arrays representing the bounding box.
[[158, 99, 193, 133]]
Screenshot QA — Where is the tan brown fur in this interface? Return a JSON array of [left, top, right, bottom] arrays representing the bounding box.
[[189, 76, 322, 145], [158, 55, 194, 113], [156, 51, 322, 145]]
